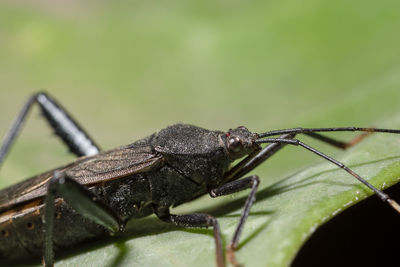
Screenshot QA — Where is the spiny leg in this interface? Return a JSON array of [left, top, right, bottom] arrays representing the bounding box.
[[0, 92, 100, 168], [256, 137, 400, 213], [155, 208, 224, 267], [43, 171, 122, 267], [210, 175, 260, 267]]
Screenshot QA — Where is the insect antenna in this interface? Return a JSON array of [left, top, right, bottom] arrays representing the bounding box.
[[255, 137, 400, 214], [258, 127, 400, 137]]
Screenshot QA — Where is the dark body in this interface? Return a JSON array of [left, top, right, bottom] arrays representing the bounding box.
[[2, 93, 400, 267], [0, 124, 238, 261]]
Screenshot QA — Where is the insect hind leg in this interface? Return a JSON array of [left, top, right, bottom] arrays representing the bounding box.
[[43, 171, 122, 267], [0, 92, 100, 168]]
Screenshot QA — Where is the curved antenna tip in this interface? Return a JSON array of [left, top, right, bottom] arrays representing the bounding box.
[[387, 199, 400, 214]]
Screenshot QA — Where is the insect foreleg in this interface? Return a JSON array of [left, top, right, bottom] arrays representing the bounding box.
[[43, 172, 122, 267], [210, 175, 259, 267], [156, 209, 224, 267], [225, 133, 296, 182], [227, 129, 375, 183], [0, 92, 100, 169]]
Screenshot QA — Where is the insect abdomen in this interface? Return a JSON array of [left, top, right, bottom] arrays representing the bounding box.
[[0, 199, 106, 262]]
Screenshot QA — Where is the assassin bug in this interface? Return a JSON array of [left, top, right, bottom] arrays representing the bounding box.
[[0, 92, 400, 267]]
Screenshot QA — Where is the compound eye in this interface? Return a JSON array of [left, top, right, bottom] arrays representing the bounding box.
[[228, 136, 243, 153]]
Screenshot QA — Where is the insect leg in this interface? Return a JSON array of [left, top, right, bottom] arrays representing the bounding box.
[[0, 92, 100, 168], [156, 209, 224, 267], [43, 171, 122, 267], [210, 175, 259, 267], [256, 137, 400, 213]]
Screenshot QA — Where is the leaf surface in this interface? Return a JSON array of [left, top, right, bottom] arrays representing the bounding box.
[[54, 117, 400, 267]]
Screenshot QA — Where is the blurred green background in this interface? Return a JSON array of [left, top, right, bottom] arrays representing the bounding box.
[[1, 0, 400, 187], [1, 1, 400, 265]]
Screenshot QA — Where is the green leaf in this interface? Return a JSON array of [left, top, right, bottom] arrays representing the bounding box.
[[50, 116, 400, 267], [1, 1, 400, 267]]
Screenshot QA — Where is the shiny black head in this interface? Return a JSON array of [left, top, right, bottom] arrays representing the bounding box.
[[223, 126, 259, 160]]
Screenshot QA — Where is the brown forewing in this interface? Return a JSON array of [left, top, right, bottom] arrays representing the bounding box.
[[0, 144, 163, 212]]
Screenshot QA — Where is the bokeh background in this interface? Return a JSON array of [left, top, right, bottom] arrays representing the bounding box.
[[1, 1, 400, 265], [2, 0, 400, 187]]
